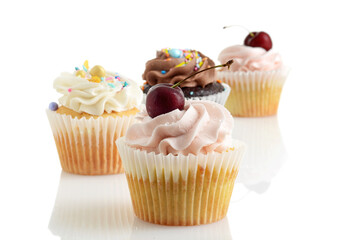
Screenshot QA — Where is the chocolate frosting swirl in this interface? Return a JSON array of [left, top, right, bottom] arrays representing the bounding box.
[[142, 49, 216, 88]]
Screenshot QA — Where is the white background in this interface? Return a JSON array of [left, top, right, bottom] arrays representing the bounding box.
[[1, 0, 360, 239]]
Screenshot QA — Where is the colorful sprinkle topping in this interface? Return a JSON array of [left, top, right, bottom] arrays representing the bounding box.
[[73, 60, 129, 92], [161, 70, 166, 74], [161, 48, 204, 71]]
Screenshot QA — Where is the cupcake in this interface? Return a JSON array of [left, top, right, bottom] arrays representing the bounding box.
[[46, 60, 143, 175], [217, 31, 289, 117], [116, 98, 246, 225], [142, 48, 231, 105]]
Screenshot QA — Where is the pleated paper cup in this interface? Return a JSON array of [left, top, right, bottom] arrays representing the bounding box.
[[46, 109, 137, 175], [116, 137, 246, 226], [217, 68, 289, 117], [185, 83, 231, 105], [142, 83, 231, 106]]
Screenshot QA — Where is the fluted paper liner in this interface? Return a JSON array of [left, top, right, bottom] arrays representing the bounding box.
[[186, 83, 231, 105], [217, 68, 289, 117], [46, 109, 137, 175], [116, 137, 246, 226], [143, 83, 231, 106]]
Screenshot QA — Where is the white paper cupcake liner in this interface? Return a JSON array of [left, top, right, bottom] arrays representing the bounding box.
[[116, 137, 246, 226], [49, 172, 134, 239], [46, 109, 137, 175], [142, 83, 231, 106], [217, 68, 289, 117], [185, 83, 231, 105]]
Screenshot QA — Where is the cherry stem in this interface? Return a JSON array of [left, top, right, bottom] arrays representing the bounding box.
[[171, 60, 234, 88], [223, 25, 254, 37]]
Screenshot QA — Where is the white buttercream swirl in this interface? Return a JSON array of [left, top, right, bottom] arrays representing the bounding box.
[[125, 100, 233, 155], [54, 72, 143, 115], [218, 45, 282, 72]]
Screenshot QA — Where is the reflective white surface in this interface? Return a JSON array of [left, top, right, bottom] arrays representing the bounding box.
[[47, 117, 285, 240], [49, 173, 233, 240]]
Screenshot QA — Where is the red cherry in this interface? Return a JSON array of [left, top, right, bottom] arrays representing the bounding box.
[[244, 31, 272, 51], [146, 83, 185, 118]]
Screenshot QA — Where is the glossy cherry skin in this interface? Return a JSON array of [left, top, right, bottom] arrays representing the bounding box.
[[146, 83, 185, 118], [244, 31, 272, 51]]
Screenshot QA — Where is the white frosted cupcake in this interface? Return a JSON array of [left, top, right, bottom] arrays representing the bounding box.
[[218, 45, 289, 117], [116, 100, 246, 225], [46, 61, 143, 175]]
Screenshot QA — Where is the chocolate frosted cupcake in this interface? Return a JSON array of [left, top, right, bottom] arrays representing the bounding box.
[[142, 48, 230, 105]]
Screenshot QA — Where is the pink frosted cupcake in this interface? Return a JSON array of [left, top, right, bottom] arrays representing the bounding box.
[[218, 31, 289, 117], [116, 100, 246, 225]]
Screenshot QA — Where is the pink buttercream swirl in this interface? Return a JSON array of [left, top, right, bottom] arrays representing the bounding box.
[[125, 100, 233, 156], [218, 45, 282, 72]]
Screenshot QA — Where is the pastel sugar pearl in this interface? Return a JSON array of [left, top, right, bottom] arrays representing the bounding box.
[[90, 65, 106, 78], [49, 102, 58, 111], [169, 49, 183, 58]]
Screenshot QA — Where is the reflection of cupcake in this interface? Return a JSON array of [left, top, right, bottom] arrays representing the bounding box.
[[142, 48, 230, 105], [218, 44, 289, 117], [46, 61, 143, 175], [116, 100, 246, 226], [48, 172, 134, 239], [233, 116, 286, 193], [131, 217, 232, 240]]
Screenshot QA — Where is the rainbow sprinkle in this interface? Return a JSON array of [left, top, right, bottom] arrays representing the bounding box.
[[73, 61, 129, 92], [161, 48, 204, 72]]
